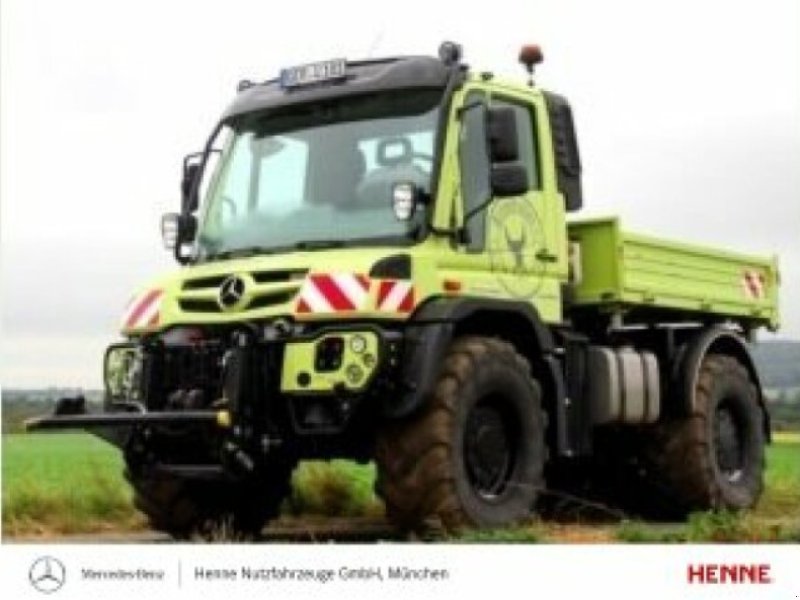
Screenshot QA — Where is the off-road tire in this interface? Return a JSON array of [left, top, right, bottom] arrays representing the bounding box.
[[647, 354, 765, 516], [375, 336, 547, 533], [126, 462, 294, 539]]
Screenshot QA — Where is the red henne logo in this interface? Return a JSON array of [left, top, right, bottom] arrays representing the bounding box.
[[687, 563, 772, 585]]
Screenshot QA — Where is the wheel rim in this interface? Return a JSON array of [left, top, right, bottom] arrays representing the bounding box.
[[463, 398, 517, 499], [714, 400, 746, 483]]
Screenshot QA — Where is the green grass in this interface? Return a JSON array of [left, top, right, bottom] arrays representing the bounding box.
[[2, 433, 140, 535], [288, 460, 383, 518], [615, 439, 800, 543], [616, 511, 800, 543], [1, 434, 384, 535], [448, 524, 543, 543], [764, 438, 800, 484], [3, 433, 799, 540], [759, 438, 800, 519]]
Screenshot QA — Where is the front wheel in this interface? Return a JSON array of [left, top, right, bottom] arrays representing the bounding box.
[[126, 461, 295, 539], [375, 337, 547, 533]]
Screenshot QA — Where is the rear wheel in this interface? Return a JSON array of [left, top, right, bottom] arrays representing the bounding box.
[[126, 461, 294, 539], [647, 354, 765, 515], [375, 336, 547, 533]]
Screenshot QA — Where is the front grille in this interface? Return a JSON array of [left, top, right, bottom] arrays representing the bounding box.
[[178, 269, 307, 314], [246, 291, 297, 310], [138, 341, 225, 410], [182, 275, 227, 291], [161, 343, 223, 391], [178, 299, 220, 313], [182, 269, 307, 291], [252, 269, 307, 284]]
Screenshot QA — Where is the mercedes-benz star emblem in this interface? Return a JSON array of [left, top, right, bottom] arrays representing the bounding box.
[[29, 556, 66, 594], [218, 274, 246, 309]]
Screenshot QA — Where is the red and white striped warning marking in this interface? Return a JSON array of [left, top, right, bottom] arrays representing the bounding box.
[[121, 290, 163, 330], [376, 280, 415, 313], [742, 270, 767, 300], [296, 274, 370, 314]]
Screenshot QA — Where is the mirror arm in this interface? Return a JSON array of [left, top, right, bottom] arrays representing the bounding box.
[[182, 124, 224, 214], [429, 185, 492, 242], [174, 125, 223, 266], [462, 193, 493, 223]]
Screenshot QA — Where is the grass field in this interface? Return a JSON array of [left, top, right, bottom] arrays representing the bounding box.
[[2, 432, 799, 540], [1, 433, 380, 536], [1, 433, 141, 535]]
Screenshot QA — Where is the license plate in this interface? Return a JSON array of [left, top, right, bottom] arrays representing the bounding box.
[[280, 59, 347, 89]]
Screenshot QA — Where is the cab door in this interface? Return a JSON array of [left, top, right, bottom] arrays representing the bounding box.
[[482, 90, 566, 323], [432, 85, 566, 324]]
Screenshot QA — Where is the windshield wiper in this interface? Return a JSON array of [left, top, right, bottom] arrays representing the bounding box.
[[205, 245, 281, 261], [293, 240, 347, 251], [204, 240, 345, 261]]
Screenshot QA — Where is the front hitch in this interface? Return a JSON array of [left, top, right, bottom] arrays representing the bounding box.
[[24, 395, 231, 432]]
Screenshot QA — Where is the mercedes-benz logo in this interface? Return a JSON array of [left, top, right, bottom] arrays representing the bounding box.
[[29, 556, 66, 594], [218, 274, 247, 310]]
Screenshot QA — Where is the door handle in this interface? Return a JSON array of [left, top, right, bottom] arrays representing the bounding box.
[[535, 249, 558, 263]]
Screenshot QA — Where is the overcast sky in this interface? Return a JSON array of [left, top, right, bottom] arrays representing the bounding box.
[[1, 0, 798, 388]]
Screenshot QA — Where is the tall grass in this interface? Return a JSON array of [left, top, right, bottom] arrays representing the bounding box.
[[2, 433, 140, 535], [2, 434, 384, 534], [287, 460, 383, 518], [615, 439, 800, 543]]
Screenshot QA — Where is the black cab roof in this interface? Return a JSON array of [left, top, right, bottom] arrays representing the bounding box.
[[222, 56, 454, 121]]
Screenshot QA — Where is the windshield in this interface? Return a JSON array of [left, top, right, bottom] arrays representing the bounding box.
[[196, 90, 441, 259]]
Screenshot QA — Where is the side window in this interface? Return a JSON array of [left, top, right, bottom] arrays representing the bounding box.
[[492, 99, 540, 190], [458, 92, 490, 249]]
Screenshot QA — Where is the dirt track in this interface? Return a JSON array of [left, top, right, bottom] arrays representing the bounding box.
[[9, 516, 797, 544], [6, 517, 405, 544], [5, 516, 618, 544], [5, 516, 645, 544]]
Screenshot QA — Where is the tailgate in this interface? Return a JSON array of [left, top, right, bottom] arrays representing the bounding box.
[[568, 218, 779, 330]]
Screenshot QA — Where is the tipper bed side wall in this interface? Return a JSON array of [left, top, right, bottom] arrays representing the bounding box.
[[567, 218, 779, 329]]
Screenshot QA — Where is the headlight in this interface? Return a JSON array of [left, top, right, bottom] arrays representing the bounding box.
[[104, 345, 141, 399]]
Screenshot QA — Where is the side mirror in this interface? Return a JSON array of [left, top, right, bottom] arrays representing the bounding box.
[[486, 106, 520, 163], [485, 106, 529, 197], [491, 164, 529, 197], [181, 159, 202, 212], [391, 182, 419, 221]]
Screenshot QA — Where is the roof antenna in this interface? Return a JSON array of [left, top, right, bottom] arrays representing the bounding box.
[[519, 44, 544, 86]]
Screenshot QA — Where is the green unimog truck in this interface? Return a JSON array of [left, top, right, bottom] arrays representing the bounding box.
[[29, 42, 780, 537]]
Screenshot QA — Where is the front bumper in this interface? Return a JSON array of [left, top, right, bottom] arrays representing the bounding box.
[[27, 322, 404, 459]]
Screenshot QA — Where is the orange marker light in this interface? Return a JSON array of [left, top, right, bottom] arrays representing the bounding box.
[[443, 279, 462, 293], [519, 45, 544, 86], [519, 44, 544, 67]]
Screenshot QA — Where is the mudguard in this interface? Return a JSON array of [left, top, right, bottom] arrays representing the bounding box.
[[386, 297, 565, 443], [674, 326, 770, 440]]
